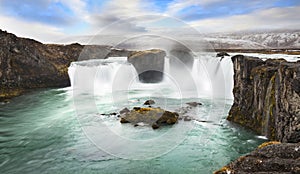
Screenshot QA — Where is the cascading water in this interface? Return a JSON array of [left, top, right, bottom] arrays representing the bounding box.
[[68, 53, 234, 99], [68, 57, 139, 95]]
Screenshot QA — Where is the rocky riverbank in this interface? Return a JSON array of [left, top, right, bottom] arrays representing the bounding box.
[[214, 141, 300, 174]]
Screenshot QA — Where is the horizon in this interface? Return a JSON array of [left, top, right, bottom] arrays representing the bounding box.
[[0, 0, 300, 43]]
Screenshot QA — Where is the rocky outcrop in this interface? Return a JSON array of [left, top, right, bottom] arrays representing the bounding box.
[[214, 141, 300, 174], [128, 49, 166, 83], [169, 47, 194, 68], [120, 107, 179, 129], [227, 55, 300, 143], [0, 30, 132, 100]]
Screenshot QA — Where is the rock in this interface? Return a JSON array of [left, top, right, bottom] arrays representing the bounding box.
[[183, 116, 192, 121], [128, 49, 166, 83], [186, 102, 202, 107], [0, 30, 134, 100], [144, 99, 155, 105], [152, 123, 160, 129], [120, 117, 130, 123], [106, 48, 132, 58], [216, 52, 230, 57], [227, 55, 300, 142], [119, 107, 130, 115], [120, 107, 179, 129], [169, 47, 194, 68], [214, 142, 300, 174]]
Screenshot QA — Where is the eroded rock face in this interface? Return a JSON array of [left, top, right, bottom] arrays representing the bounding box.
[[214, 142, 300, 174], [120, 107, 179, 129], [227, 55, 300, 143], [128, 49, 166, 83]]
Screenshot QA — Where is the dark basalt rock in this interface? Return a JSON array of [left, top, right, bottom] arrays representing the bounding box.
[[120, 107, 179, 129], [214, 142, 300, 174], [227, 55, 300, 143], [144, 99, 155, 105], [186, 102, 202, 107], [216, 52, 230, 57], [128, 49, 166, 83]]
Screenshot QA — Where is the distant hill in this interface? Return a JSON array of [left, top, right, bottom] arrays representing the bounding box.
[[206, 30, 300, 49]]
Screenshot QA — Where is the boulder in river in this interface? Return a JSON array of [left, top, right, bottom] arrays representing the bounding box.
[[186, 102, 202, 107], [144, 99, 155, 105]]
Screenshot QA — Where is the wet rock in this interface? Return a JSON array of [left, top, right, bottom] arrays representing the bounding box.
[[128, 49, 166, 83], [216, 52, 230, 57], [186, 102, 202, 107], [152, 123, 159, 129], [120, 117, 130, 123], [119, 107, 130, 115], [183, 116, 192, 121], [227, 55, 300, 142], [214, 142, 300, 174], [144, 99, 155, 105], [120, 107, 179, 129]]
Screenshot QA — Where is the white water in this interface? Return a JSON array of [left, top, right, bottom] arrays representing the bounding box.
[[68, 54, 234, 99]]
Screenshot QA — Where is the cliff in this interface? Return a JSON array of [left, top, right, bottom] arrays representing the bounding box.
[[227, 55, 300, 143], [0, 30, 131, 101]]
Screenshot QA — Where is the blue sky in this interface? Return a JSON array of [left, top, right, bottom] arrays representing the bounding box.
[[0, 0, 299, 42]]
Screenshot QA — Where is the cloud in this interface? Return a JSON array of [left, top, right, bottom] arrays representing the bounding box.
[[189, 6, 300, 33], [166, 0, 226, 16], [0, 14, 65, 43], [165, 0, 300, 21], [86, 0, 163, 34]]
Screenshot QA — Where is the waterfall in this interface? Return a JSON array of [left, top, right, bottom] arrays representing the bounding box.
[[68, 57, 139, 95], [68, 53, 234, 99]]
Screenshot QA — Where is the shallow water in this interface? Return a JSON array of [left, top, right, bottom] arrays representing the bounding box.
[[0, 88, 265, 173]]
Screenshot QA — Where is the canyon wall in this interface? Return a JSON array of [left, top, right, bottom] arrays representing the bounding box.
[[227, 55, 300, 143]]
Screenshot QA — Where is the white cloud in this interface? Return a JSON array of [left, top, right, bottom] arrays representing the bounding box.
[[86, 0, 163, 34], [0, 14, 66, 43], [57, 0, 88, 20], [189, 6, 300, 33], [166, 0, 226, 16]]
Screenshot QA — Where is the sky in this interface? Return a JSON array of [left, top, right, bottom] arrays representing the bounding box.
[[0, 0, 300, 42]]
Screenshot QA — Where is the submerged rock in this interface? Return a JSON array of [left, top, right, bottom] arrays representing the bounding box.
[[186, 102, 202, 107], [214, 141, 300, 174], [120, 107, 179, 129], [227, 55, 300, 142], [128, 49, 166, 83]]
